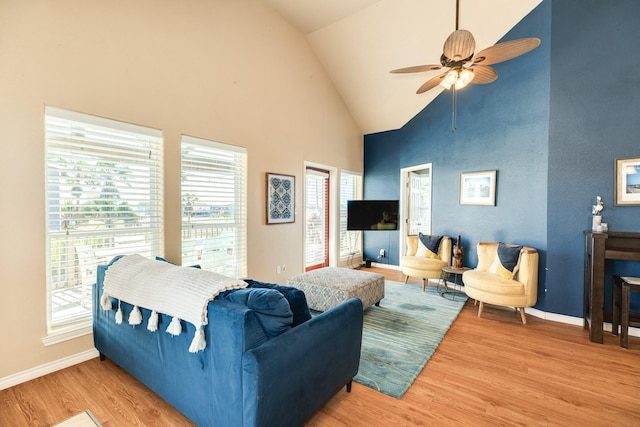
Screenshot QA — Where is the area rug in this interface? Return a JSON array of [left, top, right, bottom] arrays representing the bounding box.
[[353, 280, 467, 398], [52, 410, 102, 427]]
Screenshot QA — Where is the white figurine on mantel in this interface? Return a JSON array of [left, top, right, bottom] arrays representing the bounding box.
[[592, 196, 604, 231]]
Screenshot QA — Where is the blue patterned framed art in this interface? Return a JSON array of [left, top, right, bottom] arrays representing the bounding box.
[[267, 173, 295, 224]]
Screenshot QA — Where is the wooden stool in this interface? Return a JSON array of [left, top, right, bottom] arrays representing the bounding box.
[[612, 276, 640, 348]]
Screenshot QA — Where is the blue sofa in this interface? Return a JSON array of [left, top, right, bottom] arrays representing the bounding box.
[[93, 264, 364, 427]]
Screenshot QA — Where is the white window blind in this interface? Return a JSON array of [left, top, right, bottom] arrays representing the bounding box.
[[340, 170, 362, 259], [305, 168, 330, 270], [45, 107, 163, 332], [181, 135, 247, 278]]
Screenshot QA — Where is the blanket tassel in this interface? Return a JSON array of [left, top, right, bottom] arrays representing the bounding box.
[[189, 327, 206, 353], [129, 305, 142, 326], [166, 316, 182, 336], [100, 293, 112, 310], [115, 301, 123, 325], [147, 310, 159, 332]]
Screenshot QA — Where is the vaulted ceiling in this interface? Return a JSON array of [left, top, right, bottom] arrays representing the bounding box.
[[262, 0, 542, 134]]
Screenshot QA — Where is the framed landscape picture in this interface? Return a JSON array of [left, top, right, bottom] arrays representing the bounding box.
[[615, 157, 640, 206], [266, 173, 295, 224], [459, 170, 497, 206]]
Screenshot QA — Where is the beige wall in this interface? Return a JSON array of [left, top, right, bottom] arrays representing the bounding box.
[[0, 0, 362, 379]]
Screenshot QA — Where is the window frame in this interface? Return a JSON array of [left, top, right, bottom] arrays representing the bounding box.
[[339, 169, 363, 261], [44, 107, 163, 340], [180, 135, 247, 278]]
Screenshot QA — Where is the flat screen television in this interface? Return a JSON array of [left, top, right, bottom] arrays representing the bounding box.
[[347, 200, 399, 231]]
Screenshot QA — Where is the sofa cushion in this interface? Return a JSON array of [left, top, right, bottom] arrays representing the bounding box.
[[244, 279, 312, 327], [401, 255, 447, 271], [416, 233, 443, 259], [489, 243, 523, 279], [217, 288, 293, 339], [463, 270, 525, 296]]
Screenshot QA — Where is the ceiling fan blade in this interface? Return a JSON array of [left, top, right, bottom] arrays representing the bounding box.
[[469, 65, 498, 84], [472, 38, 541, 65], [416, 72, 447, 94], [390, 64, 443, 74], [443, 30, 475, 62]]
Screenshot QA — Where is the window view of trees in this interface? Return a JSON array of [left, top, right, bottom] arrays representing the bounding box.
[[45, 107, 162, 330]]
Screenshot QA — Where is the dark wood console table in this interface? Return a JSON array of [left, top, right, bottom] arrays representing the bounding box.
[[583, 230, 640, 343]]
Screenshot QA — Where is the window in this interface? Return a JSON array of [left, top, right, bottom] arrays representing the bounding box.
[[181, 136, 247, 278], [45, 107, 163, 334], [340, 170, 362, 260], [305, 167, 330, 271]]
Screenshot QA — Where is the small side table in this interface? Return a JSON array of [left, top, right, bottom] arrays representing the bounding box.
[[438, 266, 470, 301]]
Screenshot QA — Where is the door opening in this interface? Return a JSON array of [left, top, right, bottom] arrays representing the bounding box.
[[399, 164, 432, 259]]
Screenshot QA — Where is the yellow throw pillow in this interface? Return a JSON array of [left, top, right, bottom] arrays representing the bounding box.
[[489, 243, 523, 279], [417, 233, 442, 259]]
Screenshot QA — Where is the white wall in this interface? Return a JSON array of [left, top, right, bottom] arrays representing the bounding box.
[[0, 0, 362, 379]]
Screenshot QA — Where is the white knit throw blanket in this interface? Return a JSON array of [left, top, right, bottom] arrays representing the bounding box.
[[101, 254, 247, 352]]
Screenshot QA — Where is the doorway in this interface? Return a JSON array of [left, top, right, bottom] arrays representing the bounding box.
[[399, 163, 432, 258], [305, 166, 330, 271]]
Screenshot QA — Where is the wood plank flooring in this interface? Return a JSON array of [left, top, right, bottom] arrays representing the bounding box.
[[2, 267, 639, 426]]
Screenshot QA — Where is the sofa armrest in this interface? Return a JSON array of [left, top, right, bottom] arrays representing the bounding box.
[[242, 298, 364, 427]]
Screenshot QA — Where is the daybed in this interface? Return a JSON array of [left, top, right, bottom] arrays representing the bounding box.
[[93, 256, 364, 427]]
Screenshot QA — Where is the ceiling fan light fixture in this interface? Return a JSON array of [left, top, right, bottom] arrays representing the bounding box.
[[440, 69, 459, 90], [456, 68, 474, 89], [439, 68, 474, 90]]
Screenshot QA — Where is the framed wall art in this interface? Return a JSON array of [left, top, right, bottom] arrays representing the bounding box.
[[266, 173, 295, 224], [615, 157, 640, 206], [459, 170, 497, 206]]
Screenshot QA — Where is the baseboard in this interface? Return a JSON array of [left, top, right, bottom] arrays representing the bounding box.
[[0, 348, 99, 391], [526, 307, 583, 326], [369, 262, 400, 271]]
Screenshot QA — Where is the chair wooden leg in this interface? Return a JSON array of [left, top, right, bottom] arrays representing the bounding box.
[[404, 275, 409, 284], [477, 301, 484, 318], [422, 278, 426, 291], [621, 284, 630, 349], [612, 276, 621, 336], [519, 307, 527, 324]]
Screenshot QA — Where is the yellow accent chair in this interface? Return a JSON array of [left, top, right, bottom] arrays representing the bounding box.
[[401, 235, 451, 291], [462, 242, 538, 324]]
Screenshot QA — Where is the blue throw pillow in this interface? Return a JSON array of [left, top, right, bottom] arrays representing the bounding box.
[[244, 279, 312, 327], [217, 288, 293, 339], [490, 243, 523, 279], [417, 233, 443, 259]]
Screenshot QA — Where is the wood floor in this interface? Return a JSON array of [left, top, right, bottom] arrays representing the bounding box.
[[2, 267, 639, 426]]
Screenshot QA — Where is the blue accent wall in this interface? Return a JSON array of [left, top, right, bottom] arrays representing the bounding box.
[[547, 0, 640, 316], [363, 0, 640, 317]]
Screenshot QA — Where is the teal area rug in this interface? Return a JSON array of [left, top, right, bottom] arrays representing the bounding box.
[[353, 280, 467, 398]]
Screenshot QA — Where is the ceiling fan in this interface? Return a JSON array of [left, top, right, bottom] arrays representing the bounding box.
[[390, 0, 541, 94]]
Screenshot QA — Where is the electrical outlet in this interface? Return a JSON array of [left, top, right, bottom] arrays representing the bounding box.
[[276, 265, 281, 274], [379, 249, 385, 257], [281, 264, 286, 273]]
